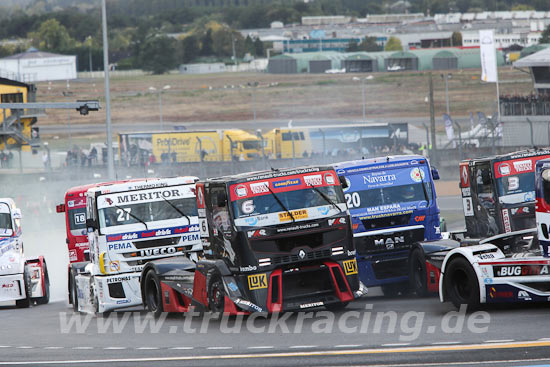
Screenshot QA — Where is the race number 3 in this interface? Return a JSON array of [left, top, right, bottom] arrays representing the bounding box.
[[463, 197, 474, 217], [345, 192, 360, 208]]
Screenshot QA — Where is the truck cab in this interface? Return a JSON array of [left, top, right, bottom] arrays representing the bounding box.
[[334, 155, 456, 296], [73, 177, 201, 313], [0, 198, 49, 307], [459, 149, 550, 239], [141, 166, 366, 315]]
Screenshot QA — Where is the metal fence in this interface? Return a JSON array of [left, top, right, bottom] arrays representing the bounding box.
[[501, 101, 550, 116]]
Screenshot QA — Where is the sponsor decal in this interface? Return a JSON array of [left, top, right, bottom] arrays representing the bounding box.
[[347, 250, 356, 256], [245, 217, 258, 226], [343, 259, 358, 275], [343, 177, 351, 192], [164, 275, 188, 281], [513, 159, 532, 172], [241, 200, 255, 214], [227, 282, 238, 292], [107, 276, 131, 284], [197, 185, 204, 207], [462, 187, 471, 197], [107, 242, 133, 251], [324, 173, 335, 185], [248, 273, 268, 290], [498, 163, 511, 176], [247, 229, 266, 238], [116, 299, 131, 304], [106, 225, 198, 242], [250, 182, 269, 194], [114, 189, 183, 205], [139, 247, 178, 257], [109, 261, 120, 272], [299, 301, 324, 309], [414, 215, 425, 222], [461, 165, 469, 187], [410, 168, 424, 183], [328, 217, 346, 226], [239, 265, 258, 272], [278, 209, 308, 222], [489, 287, 513, 299], [352, 223, 359, 230], [477, 253, 495, 260], [235, 184, 248, 197], [304, 174, 323, 186], [511, 206, 530, 216], [272, 178, 301, 189], [234, 298, 262, 312], [276, 222, 320, 233], [2, 283, 14, 288], [363, 174, 397, 185], [69, 249, 78, 262], [317, 206, 330, 215], [494, 265, 549, 277], [502, 209, 511, 233], [74, 213, 85, 225]]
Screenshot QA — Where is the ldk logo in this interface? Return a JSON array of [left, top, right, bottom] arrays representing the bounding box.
[[343, 259, 358, 275], [248, 273, 268, 290]]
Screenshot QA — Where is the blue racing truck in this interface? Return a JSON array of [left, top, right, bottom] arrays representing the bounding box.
[[334, 155, 459, 296]]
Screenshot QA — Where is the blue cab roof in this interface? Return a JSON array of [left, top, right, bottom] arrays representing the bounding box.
[[333, 154, 428, 172]]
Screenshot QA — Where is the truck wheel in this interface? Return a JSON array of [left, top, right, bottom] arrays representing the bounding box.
[[208, 275, 225, 313], [409, 248, 428, 297], [382, 283, 406, 297], [444, 257, 480, 309], [16, 267, 31, 308], [35, 262, 50, 305], [70, 269, 79, 312], [144, 270, 164, 317]]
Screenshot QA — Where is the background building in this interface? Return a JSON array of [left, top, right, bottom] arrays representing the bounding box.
[[0, 48, 77, 83]]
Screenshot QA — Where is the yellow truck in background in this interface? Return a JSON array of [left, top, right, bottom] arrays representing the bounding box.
[[0, 78, 36, 152], [262, 128, 313, 159], [119, 129, 262, 164]]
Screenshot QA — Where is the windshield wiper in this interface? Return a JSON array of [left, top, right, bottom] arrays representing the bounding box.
[[265, 185, 296, 223], [307, 184, 343, 214], [419, 173, 431, 206], [161, 197, 191, 225], [113, 204, 149, 230]]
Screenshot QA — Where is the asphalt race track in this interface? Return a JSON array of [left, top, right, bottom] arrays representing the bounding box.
[[1, 297, 550, 366]]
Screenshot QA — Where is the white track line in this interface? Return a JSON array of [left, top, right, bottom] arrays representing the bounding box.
[[247, 346, 274, 349], [170, 347, 194, 350], [207, 347, 233, 350], [288, 345, 317, 349], [334, 345, 362, 348], [135, 347, 159, 350], [103, 347, 126, 350]]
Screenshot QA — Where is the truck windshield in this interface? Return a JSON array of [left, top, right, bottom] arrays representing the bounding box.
[[232, 186, 344, 218], [0, 203, 12, 237], [99, 197, 197, 229], [496, 172, 535, 204], [242, 140, 261, 150], [344, 165, 433, 211]]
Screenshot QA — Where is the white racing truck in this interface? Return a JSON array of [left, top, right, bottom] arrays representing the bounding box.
[[71, 177, 201, 313], [0, 198, 49, 307]]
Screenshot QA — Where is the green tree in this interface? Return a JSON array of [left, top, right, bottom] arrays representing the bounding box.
[[27, 18, 76, 52], [244, 35, 255, 56], [358, 36, 382, 51], [139, 34, 178, 74], [384, 36, 403, 51], [254, 37, 264, 57], [451, 31, 462, 46], [347, 39, 359, 52], [200, 28, 214, 56], [212, 28, 245, 58], [180, 35, 199, 63], [541, 24, 550, 44]]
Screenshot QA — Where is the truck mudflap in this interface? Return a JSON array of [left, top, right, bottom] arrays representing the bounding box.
[[25, 257, 46, 299]]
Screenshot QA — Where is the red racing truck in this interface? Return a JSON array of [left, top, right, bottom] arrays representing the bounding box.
[[141, 166, 367, 315]]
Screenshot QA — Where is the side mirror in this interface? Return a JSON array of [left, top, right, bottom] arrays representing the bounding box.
[[56, 204, 66, 213], [542, 169, 550, 183], [86, 218, 98, 232], [12, 208, 22, 219], [217, 192, 227, 207], [338, 175, 349, 189], [431, 167, 440, 181]]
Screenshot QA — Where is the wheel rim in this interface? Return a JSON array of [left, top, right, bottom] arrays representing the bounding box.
[[451, 268, 471, 302], [146, 277, 160, 312], [210, 281, 224, 311]]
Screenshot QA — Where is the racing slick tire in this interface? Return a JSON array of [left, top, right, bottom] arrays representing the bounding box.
[[35, 262, 50, 305], [443, 256, 480, 310], [16, 266, 31, 308], [143, 270, 164, 318], [382, 282, 407, 297], [409, 248, 429, 297], [208, 274, 225, 313], [69, 269, 79, 312]]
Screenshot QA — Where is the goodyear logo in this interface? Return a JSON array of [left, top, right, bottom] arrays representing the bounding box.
[[272, 178, 301, 189], [248, 273, 268, 290], [343, 259, 358, 275], [279, 209, 308, 222]]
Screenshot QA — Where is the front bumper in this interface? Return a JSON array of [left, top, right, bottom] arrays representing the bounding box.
[[0, 273, 25, 302]]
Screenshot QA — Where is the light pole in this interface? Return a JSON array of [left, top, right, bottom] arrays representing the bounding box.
[[102, 0, 115, 180], [353, 75, 373, 121], [149, 85, 171, 130], [247, 82, 258, 122], [441, 73, 452, 115], [86, 36, 93, 73]]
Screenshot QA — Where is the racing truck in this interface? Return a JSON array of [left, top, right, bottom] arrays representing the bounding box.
[[72, 176, 202, 313], [440, 158, 550, 308], [0, 198, 49, 307], [141, 166, 367, 315], [334, 155, 458, 297], [458, 148, 550, 239]]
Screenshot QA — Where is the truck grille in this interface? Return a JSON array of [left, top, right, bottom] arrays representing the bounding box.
[[132, 237, 180, 249], [361, 214, 411, 230], [272, 249, 331, 265]]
